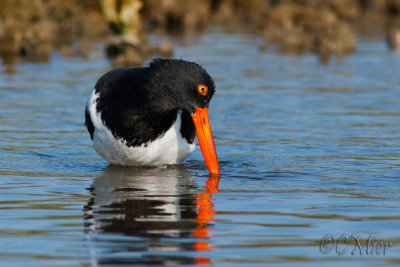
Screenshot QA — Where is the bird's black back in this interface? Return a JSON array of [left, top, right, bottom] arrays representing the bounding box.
[[85, 66, 196, 147]]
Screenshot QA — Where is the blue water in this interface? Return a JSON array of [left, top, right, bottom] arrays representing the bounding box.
[[1, 31, 400, 266]]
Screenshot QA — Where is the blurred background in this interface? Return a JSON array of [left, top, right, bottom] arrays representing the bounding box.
[[1, 0, 400, 68]]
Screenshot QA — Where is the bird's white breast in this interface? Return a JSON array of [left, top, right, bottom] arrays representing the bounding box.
[[87, 90, 196, 166]]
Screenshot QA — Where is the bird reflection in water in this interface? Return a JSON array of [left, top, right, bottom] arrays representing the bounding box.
[[84, 165, 219, 266]]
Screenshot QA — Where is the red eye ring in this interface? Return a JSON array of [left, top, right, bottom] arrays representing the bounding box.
[[198, 85, 208, 96]]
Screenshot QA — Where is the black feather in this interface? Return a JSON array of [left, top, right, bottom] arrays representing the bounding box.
[[85, 106, 94, 140], [89, 58, 215, 147]]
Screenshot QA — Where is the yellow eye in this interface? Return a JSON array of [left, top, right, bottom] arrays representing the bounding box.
[[197, 85, 208, 96]]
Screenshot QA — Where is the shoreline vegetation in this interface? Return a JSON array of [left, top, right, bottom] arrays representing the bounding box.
[[0, 0, 400, 67]]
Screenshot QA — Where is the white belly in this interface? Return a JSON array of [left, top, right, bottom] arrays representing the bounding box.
[[88, 91, 196, 166]]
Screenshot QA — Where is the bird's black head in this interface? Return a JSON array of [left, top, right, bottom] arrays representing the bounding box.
[[145, 58, 216, 114], [142, 58, 220, 176]]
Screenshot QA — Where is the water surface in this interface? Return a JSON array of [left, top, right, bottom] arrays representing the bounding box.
[[1, 32, 400, 266]]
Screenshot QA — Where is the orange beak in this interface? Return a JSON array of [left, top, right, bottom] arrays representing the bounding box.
[[191, 107, 220, 176]]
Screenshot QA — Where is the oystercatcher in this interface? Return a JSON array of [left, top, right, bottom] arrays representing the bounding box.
[[85, 58, 220, 175]]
